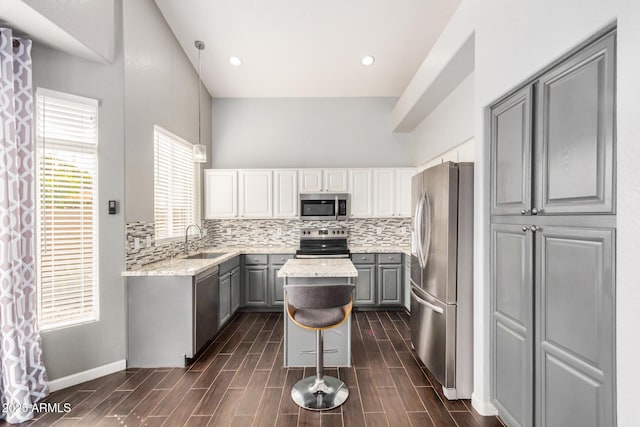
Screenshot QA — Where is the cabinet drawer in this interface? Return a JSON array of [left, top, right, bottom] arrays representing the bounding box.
[[352, 253, 375, 264], [244, 254, 268, 265], [377, 253, 403, 264], [269, 254, 294, 265], [219, 256, 240, 275]]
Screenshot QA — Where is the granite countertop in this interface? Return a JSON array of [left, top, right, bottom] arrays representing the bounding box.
[[123, 246, 297, 277], [349, 245, 410, 255], [123, 244, 408, 277], [277, 258, 358, 278]]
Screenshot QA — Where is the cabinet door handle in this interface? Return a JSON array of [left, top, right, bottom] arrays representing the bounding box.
[[530, 225, 539, 233], [521, 209, 529, 215], [280, 258, 285, 261], [522, 226, 529, 232], [531, 208, 541, 215]]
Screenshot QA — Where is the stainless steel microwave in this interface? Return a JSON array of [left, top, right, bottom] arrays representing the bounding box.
[[299, 193, 350, 221]]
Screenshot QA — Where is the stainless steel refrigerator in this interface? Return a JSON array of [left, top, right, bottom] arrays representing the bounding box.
[[410, 161, 474, 400]]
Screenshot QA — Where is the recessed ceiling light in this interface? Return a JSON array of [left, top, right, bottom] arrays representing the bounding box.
[[361, 55, 375, 66], [229, 56, 242, 66]]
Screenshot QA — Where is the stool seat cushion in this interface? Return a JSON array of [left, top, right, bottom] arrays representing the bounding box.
[[293, 307, 345, 329]]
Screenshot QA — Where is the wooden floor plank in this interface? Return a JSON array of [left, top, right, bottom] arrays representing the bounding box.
[[32, 311, 500, 427]]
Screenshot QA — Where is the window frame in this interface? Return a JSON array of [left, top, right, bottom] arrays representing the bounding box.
[[35, 87, 100, 331], [153, 125, 201, 244]]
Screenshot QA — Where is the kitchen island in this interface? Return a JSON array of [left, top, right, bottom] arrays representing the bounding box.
[[278, 258, 358, 367]]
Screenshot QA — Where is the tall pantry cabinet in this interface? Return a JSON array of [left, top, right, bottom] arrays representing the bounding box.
[[490, 30, 616, 427]]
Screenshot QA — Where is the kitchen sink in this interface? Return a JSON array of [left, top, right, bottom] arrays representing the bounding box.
[[184, 252, 227, 260]]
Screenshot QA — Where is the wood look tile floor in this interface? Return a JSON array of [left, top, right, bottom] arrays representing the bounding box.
[[6, 311, 504, 427]]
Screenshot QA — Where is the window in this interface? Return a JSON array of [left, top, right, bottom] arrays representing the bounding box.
[[35, 89, 99, 330], [154, 125, 200, 241]]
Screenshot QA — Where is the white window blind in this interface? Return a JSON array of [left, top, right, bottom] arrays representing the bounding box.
[[154, 125, 200, 241], [35, 88, 99, 330]]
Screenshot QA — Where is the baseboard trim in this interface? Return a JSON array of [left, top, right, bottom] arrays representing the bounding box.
[[471, 393, 499, 416], [48, 360, 126, 392]]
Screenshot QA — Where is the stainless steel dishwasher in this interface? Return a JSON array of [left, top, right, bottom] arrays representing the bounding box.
[[194, 267, 219, 355]]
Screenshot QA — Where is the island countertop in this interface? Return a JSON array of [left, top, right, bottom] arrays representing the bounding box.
[[277, 258, 358, 278]]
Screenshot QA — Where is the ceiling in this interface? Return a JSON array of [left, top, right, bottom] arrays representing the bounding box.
[[153, 0, 461, 98]]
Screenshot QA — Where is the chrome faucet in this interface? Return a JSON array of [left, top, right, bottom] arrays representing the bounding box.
[[184, 224, 203, 254]]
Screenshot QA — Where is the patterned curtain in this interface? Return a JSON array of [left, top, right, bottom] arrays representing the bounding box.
[[0, 28, 49, 424]]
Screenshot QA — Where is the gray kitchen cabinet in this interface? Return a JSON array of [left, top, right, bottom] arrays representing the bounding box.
[[378, 264, 403, 305], [230, 267, 240, 312], [535, 226, 614, 427], [490, 86, 533, 216], [219, 272, 232, 326], [244, 264, 268, 307], [489, 29, 616, 427], [127, 266, 219, 367], [352, 253, 376, 305], [268, 254, 295, 306], [535, 34, 615, 215], [352, 253, 404, 307], [219, 256, 241, 326], [491, 224, 534, 427]]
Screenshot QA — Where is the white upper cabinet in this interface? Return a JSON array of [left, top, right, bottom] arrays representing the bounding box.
[[374, 169, 396, 217], [239, 170, 273, 218], [204, 170, 238, 218], [395, 168, 415, 217], [349, 169, 373, 217], [274, 169, 298, 218], [323, 169, 349, 192], [298, 169, 323, 192]]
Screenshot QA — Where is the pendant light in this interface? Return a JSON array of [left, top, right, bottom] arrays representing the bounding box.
[[193, 40, 207, 163]]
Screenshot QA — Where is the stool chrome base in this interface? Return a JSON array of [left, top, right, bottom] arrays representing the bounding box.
[[291, 375, 349, 411]]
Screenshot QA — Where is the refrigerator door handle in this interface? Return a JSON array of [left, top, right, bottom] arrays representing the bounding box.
[[414, 193, 425, 268], [420, 193, 431, 270], [411, 287, 444, 314]]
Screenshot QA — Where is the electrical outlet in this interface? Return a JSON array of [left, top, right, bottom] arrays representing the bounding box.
[[146, 235, 152, 248], [134, 238, 140, 251], [400, 227, 407, 235], [226, 228, 232, 236], [376, 227, 382, 235]]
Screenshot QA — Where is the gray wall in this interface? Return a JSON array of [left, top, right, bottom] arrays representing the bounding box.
[[411, 72, 473, 165], [211, 97, 412, 168], [31, 3, 125, 380], [123, 0, 212, 222]]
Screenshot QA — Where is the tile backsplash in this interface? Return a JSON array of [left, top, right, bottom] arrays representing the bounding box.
[[125, 217, 411, 269]]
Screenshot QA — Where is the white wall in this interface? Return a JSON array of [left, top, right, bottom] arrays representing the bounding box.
[[411, 72, 474, 166], [211, 97, 412, 169], [123, 0, 212, 222], [31, 2, 125, 381], [469, 0, 639, 424]]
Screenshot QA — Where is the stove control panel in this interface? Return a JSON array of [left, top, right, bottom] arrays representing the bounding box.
[[300, 226, 348, 239]]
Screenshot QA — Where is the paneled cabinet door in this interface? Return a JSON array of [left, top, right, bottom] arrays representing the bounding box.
[[323, 169, 349, 192], [239, 170, 273, 218], [299, 169, 323, 192], [230, 267, 240, 313], [395, 168, 415, 217], [349, 169, 373, 217], [490, 224, 533, 427], [535, 34, 615, 215], [204, 170, 238, 218], [373, 169, 395, 217], [377, 264, 402, 305], [244, 265, 268, 307], [274, 170, 298, 218], [354, 265, 376, 305], [269, 266, 285, 306], [219, 273, 231, 326], [490, 86, 533, 216], [535, 226, 614, 427]]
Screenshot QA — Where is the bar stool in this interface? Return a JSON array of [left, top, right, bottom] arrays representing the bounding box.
[[284, 283, 354, 411]]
